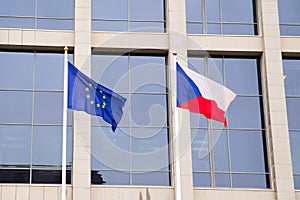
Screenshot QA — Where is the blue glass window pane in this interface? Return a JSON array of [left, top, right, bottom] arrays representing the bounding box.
[[207, 23, 221, 34], [0, 91, 32, 124], [186, 22, 203, 34], [130, 0, 164, 21], [278, 0, 300, 24], [0, 0, 35, 16], [93, 170, 130, 185], [294, 175, 300, 189], [34, 92, 63, 124], [92, 20, 128, 32], [130, 94, 167, 127], [286, 98, 300, 130], [186, 0, 202, 21], [283, 59, 300, 96], [37, 0, 74, 18], [92, 55, 129, 93], [215, 173, 231, 187], [91, 127, 130, 170], [213, 129, 229, 172], [130, 56, 166, 93], [222, 24, 256, 35], [224, 58, 259, 95], [188, 57, 205, 75], [32, 126, 72, 168], [0, 52, 34, 90], [280, 25, 300, 36], [0, 17, 35, 29], [193, 172, 211, 187], [222, 0, 254, 23], [36, 19, 74, 30], [130, 22, 165, 33], [132, 172, 170, 186], [191, 129, 210, 171], [0, 125, 31, 168], [231, 174, 269, 188], [131, 128, 169, 171], [206, 0, 220, 22], [190, 112, 208, 128], [35, 53, 64, 90], [208, 57, 223, 84], [92, 0, 128, 20], [227, 96, 262, 129], [229, 130, 266, 173], [290, 132, 300, 174]]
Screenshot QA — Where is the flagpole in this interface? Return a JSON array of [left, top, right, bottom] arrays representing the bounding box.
[[172, 52, 182, 200], [62, 46, 68, 200]]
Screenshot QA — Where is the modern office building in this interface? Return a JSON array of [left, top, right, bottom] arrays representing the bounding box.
[[0, 0, 300, 199]]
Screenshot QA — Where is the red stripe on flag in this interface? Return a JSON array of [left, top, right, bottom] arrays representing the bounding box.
[[177, 96, 227, 126]]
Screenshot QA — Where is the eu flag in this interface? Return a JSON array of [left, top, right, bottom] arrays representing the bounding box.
[[68, 62, 126, 132]]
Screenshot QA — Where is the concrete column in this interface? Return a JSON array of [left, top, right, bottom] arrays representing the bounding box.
[[167, 0, 194, 199], [72, 0, 92, 199], [259, 0, 295, 199]]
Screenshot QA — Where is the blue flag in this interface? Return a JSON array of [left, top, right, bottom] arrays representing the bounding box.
[[68, 62, 126, 132]]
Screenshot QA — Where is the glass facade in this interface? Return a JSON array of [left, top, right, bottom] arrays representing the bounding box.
[[186, 0, 257, 35], [91, 54, 170, 186], [189, 56, 269, 188], [92, 0, 165, 32], [0, 0, 74, 30], [283, 58, 300, 189], [278, 0, 300, 36], [0, 51, 73, 184]]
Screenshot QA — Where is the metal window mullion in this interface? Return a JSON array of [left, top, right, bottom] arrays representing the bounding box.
[[29, 51, 37, 184], [202, 0, 207, 34], [208, 121, 215, 187], [34, 0, 38, 29], [128, 54, 133, 185], [128, 0, 130, 31], [219, 0, 223, 34]]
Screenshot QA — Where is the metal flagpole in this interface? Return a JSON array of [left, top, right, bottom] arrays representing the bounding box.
[[172, 52, 182, 200], [62, 46, 68, 200]]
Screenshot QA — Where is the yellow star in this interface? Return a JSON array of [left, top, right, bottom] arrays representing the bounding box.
[[85, 87, 89, 92], [99, 90, 103, 93], [86, 94, 91, 99], [89, 83, 93, 87], [103, 95, 106, 99], [102, 104, 106, 109], [96, 103, 100, 108], [103, 102, 106, 106], [90, 100, 94, 105]]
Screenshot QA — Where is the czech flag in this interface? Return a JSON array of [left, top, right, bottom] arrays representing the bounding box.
[[176, 62, 236, 126]]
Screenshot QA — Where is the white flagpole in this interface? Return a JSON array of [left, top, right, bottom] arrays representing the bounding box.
[[62, 46, 68, 200], [172, 52, 182, 200]]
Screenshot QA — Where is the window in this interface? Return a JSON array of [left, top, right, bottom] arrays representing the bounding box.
[[0, 0, 74, 30], [92, 0, 165, 32], [278, 0, 300, 36], [186, 0, 257, 35], [0, 51, 73, 184], [189, 56, 269, 188], [283, 58, 300, 189], [91, 53, 169, 186]]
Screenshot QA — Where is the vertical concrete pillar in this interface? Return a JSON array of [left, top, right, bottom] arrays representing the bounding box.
[[73, 0, 92, 199], [259, 0, 295, 199]]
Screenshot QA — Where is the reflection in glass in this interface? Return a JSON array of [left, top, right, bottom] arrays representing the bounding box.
[[132, 172, 170, 186], [193, 172, 211, 187], [229, 130, 266, 173], [0, 91, 33, 124], [0, 125, 31, 168], [231, 173, 269, 188]]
